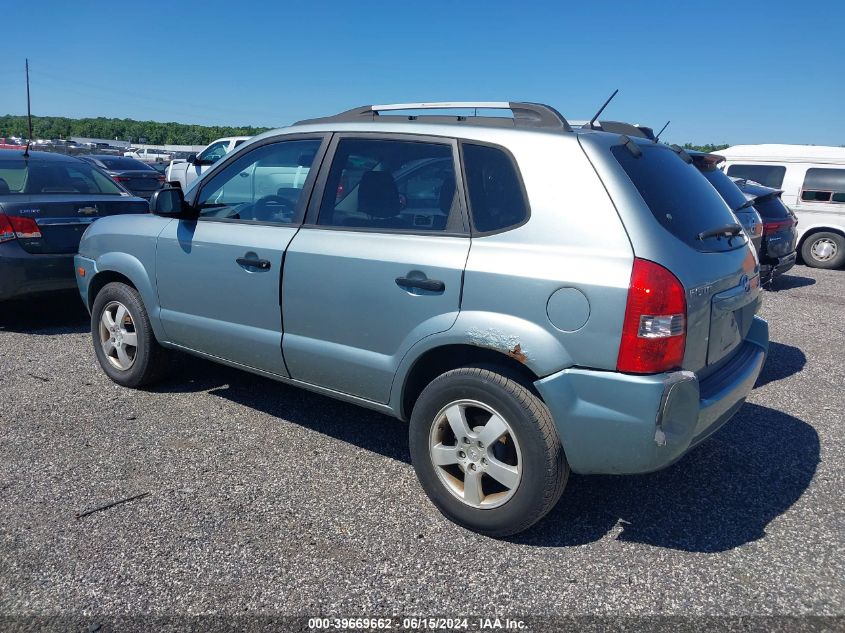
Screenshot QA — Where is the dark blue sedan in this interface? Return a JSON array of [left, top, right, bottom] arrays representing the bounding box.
[[0, 149, 149, 301]]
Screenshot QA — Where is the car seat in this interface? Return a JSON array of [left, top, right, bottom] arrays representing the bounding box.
[[346, 171, 409, 229]]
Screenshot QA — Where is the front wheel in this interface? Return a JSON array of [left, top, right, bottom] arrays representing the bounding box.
[[801, 232, 845, 269], [91, 282, 170, 388], [409, 367, 568, 537]]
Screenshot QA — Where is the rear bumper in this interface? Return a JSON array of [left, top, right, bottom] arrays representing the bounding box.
[[535, 316, 769, 475], [0, 241, 76, 301], [761, 251, 797, 280]]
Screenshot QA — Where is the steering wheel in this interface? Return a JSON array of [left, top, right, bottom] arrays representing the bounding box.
[[252, 195, 295, 221]]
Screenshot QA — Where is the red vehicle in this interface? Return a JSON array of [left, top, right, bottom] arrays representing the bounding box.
[[0, 138, 27, 150]]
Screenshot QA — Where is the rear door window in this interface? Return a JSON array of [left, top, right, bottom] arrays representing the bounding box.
[[612, 143, 746, 252], [800, 168, 845, 204], [725, 164, 786, 188], [317, 137, 459, 232]]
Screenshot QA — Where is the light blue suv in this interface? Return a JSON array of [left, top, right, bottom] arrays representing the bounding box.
[[75, 102, 769, 536]]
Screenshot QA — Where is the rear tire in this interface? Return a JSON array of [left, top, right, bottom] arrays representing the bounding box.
[[801, 232, 845, 269], [409, 366, 568, 537], [91, 282, 170, 388]]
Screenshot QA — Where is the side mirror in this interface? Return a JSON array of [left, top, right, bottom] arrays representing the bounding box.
[[187, 153, 198, 164], [150, 187, 193, 218]]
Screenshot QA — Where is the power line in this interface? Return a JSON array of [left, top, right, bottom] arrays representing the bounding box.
[[29, 67, 285, 125]]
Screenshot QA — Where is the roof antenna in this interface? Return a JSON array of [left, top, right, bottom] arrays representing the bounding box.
[[588, 89, 619, 129], [654, 120, 670, 143], [23, 58, 32, 158]]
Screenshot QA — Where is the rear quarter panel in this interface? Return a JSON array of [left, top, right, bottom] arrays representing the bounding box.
[[451, 131, 634, 375]]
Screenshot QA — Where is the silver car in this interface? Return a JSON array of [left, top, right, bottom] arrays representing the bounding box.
[[75, 102, 768, 536]]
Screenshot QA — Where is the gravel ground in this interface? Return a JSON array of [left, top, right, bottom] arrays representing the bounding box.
[[0, 265, 843, 630]]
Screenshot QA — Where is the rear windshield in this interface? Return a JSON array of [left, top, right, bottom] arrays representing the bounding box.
[[0, 159, 126, 195], [753, 193, 791, 220], [699, 167, 748, 212], [611, 144, 746, 252], [98, 157, 153, 171]]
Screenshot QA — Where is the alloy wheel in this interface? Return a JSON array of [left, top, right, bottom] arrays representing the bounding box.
[[98, 301, 138, 371], [428, 399, 522, 509]]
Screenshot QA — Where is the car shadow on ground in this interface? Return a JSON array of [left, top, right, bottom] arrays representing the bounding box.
[[158, 355, 412, 463], [766, 273, 816, 291], [514, 404, 819, 552], [161, 354, 818, 553], [755, 341, 806, 388], [0, 292, 89, 335]]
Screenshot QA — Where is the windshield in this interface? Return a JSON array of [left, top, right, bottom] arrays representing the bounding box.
[[611, 144, 747, 252], [0, 159, 126, 195]]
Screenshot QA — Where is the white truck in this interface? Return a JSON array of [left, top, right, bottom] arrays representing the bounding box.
[[165, 136, 250, 190], [124, 147, 173, 164]]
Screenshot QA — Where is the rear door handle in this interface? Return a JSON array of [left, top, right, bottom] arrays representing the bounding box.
[[395, 277, 445, 292], [237, 257, 272, 270]]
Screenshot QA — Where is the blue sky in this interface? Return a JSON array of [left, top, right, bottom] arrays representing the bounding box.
[[1, 1, 842, 145]]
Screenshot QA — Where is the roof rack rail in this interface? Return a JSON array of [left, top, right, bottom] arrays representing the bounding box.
[[295, 102, 572, 132]]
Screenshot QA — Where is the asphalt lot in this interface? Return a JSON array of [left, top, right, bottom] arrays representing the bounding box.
[[0, 265, 843, 629]]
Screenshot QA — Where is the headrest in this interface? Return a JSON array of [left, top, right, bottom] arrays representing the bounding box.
[[358, 171, 399, 219]]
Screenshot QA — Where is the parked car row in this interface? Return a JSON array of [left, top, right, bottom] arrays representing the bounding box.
[[0, 102, 840, 537], [719, 145, 845, 270], [78, 155, 166, 199]]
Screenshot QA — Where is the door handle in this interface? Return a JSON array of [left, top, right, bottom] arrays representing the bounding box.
[[395, 277, 445, 292], [236, 257, 272, 270]]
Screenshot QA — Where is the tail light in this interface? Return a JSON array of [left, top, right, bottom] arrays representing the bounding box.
[[0, 213, 42, 243], [157, 174, 166, 182], [763, 218, 794, 234], [617, 258, 687, 374], [112, 175, 131, 182]]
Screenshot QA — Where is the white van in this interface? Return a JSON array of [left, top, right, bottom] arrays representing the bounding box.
[[719, 144, 845, 269]]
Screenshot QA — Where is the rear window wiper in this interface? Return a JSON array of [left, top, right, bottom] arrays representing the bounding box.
[[697, 223, 743, 241]]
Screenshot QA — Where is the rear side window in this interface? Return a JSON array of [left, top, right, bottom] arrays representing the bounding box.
[[462, 143, 528, 233], [612, 144, 745, 252], [726, 164, 786, 188], [800, 168, 845, 203], [317, 138, 458, 232]]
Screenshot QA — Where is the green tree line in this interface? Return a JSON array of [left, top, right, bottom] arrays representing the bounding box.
[[0, 114, 271, 145], [682, 143, 730, 153], [1, 114, 738, 151]]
